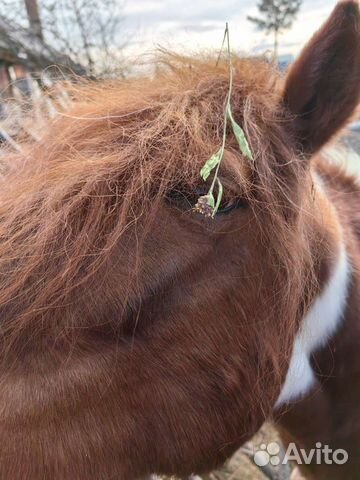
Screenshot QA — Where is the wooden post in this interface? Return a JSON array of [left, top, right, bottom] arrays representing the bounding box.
[[0, 62, 13, 101], [24, 0, 43, 41], [0, 64, 10, 94]]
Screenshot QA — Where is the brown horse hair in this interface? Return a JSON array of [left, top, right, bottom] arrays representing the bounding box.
[[0, 53, 315, 359], [0, 2, 360, 478], [0, 54, 318, 478]]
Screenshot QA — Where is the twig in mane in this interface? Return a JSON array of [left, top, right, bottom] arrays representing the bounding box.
[[195, 23, 253, 218]]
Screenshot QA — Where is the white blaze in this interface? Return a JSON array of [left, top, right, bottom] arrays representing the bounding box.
[[276, 243, 351, 407]]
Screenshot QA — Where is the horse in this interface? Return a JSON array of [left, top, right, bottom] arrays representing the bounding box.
[[0, 1, 360, 479]]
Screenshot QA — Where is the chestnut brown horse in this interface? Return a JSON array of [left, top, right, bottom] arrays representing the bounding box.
[[0, 2, 360, 479]]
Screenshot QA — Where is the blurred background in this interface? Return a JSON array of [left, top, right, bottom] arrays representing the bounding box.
[[0, 0, 341, 79], [2, 0, 359, 159]]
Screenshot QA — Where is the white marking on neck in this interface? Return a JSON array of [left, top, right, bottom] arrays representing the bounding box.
[[276, 243, 351, 408]]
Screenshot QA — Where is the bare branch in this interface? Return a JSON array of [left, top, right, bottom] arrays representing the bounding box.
[[0, 0, 128, 76]]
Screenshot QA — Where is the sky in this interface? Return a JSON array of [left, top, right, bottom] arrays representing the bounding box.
[[122, 0, 339, 59]]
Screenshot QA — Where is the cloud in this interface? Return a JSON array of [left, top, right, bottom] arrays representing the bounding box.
[[124, 0, 247, 24], [122, 0, 339, 57], [174, 23, 221, 33]]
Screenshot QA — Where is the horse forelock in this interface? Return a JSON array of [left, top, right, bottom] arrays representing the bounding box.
[[0, 53, 315, 360]]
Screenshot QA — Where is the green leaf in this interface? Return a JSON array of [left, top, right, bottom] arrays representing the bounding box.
[[207, 193, 215, 208], [212, 178, 224, 217], [200, 148, 223, 181], [227, 105, 254, 161]]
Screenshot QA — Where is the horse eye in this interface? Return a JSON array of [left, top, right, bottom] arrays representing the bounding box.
[[216, 197, 245, 214], [166, 188, 245, 215]]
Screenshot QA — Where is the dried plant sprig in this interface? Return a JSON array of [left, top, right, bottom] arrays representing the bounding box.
[[227, 105, 254, 161], [193, 193, 215, 217], [195, 23, 254, 218]]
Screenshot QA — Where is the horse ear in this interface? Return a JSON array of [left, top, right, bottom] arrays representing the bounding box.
[[283, 1, 360, 155]]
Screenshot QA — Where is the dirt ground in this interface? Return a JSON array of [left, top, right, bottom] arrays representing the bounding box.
[[159, 423, 292, 480]]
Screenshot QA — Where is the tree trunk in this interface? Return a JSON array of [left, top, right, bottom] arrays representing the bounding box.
[[274, 28, 279, 61], [24, 0, 43, 41]]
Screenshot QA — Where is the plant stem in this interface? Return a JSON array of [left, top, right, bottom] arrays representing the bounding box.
[[208, 22, 233, 196]]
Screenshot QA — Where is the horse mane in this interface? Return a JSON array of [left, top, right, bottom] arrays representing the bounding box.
[[0, 53, 315, 356]]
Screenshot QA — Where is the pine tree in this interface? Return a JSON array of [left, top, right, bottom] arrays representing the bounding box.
[[248, 0, 302, 58]]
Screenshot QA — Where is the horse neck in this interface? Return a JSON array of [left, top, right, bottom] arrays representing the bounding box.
[[276, 152, 360, 409]]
